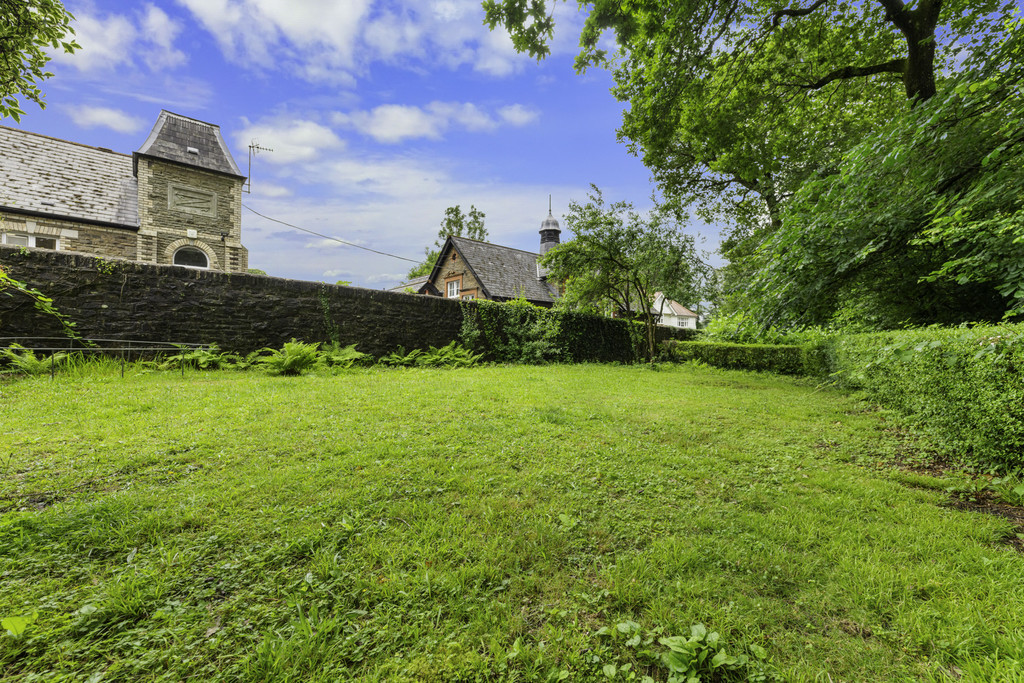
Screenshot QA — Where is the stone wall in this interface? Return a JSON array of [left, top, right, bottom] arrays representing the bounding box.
[[0, 247, 695, 360], [0, 247, 460, 355]]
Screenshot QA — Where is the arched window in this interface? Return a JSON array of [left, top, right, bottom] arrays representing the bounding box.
[[173, 246, 209, 268]]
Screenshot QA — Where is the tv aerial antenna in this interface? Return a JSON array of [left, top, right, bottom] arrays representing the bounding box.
[[243, 140, 273, 194]]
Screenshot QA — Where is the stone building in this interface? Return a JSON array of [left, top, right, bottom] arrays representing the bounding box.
[[419, 208, 562, 307], [0, 110, 248, 272]]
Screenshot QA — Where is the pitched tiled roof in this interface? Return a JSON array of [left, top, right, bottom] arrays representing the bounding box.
[[654, 292, 698, 317], [448, 236, 558, 304], [135, 110, 243, 178], [0, 125, 138, 227]]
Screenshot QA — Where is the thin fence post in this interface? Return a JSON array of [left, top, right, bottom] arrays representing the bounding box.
[[50, 352, 55, 381]]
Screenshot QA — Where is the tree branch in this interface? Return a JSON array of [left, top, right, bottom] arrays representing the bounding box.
[[770, 0, 829, 28], [783, 58, 906, 90]]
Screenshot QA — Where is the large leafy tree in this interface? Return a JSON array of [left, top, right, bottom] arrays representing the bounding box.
[[0, 0, 79, 122], [483, 0, 1015, 316], [746, 23, 1024, 328], [540, 186, 709, 360], [406, 205, 488, 279]]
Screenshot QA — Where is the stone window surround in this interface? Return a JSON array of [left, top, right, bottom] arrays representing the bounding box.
[[164, 237, 220, 270], [0, 220, 77, 250]]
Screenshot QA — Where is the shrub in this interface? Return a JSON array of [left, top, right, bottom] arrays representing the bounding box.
[[661, 340, 815, 375], [459, 299, 697, 364], [257, 340, 321, 376], [829, 324, 1024, 472]]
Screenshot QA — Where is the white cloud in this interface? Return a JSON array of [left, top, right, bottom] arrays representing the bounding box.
[[337, 105, 444, 144], [66, 105, 147, 134], [334, 101, 535, 144], [50, 5, 187, 74], [141, 5, 187, 70], [176, 0, 584, 85], [497, 104, 540, 127], [323, 269, 355, 279], [52, 12, 135, 72], [234, 118, 344, 164]]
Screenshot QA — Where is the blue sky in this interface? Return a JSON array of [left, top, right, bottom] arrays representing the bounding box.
[[6, 0, 718, 288]]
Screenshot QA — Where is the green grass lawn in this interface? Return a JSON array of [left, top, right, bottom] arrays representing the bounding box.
[[1, 364, 1022, 681]]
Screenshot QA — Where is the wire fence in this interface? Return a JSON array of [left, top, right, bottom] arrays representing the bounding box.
[[0, 337, 213, 379]]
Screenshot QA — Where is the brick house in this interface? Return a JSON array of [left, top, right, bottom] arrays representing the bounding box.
[[0, 110, 248, 272], [419, 209, 562, 307]]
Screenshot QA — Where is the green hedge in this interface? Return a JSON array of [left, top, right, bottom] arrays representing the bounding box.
[[661, 340, 818, 375], [665, 325, 1024, 472], [459, 299, 698, 364], [829, 325, 1024, 472]]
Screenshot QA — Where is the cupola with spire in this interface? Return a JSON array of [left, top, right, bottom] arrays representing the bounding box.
[[539, 195, 561, 256]]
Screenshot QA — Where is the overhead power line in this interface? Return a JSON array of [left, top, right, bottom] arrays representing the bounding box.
[[242, 204, 420, 264]]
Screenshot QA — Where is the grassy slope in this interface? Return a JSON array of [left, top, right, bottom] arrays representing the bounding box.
[[1, 364, 1022, 681]]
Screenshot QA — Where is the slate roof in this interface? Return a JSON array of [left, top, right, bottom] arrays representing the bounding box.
[[436, 236, 558, 304], [0, 125, 138, 227], [135, 110, 243, 178], [388, 276, 429, 293]]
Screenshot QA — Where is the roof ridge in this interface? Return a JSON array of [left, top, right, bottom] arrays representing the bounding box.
[[0, 125, 131, 157], [451, 234, 540, 257], [160, 109, 220, 129]]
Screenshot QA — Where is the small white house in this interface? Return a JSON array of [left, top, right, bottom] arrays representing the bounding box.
[[653, 292, 699, 329]]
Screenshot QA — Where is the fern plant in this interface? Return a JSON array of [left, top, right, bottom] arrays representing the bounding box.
[[321, 342, 371, 368], [257, 340, 321, 376], [159, 344, 235, 371], [0, 345, 68, 375]]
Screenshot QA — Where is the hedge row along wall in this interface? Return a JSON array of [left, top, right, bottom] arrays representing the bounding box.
[[829, 326, 1024, 472], [0, 247, 694, 361], [665, 327, 1024, 471]]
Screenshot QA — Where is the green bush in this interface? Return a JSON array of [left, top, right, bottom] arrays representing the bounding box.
[[459, 299, 697, 364], [829, 325, 1024, 472], [661, 340, 816, 375]]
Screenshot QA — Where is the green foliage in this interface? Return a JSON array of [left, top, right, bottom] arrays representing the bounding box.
[[662, 340, 815, 376], [407, 204, 488, 280], [1, 264, 81, 340], [828, 324, 1024, 472], [0, 344, 67, 375], [460, 298, 697, 365], [748, 24, 1024, 329], [486, 1, 1017, 331], [257, 340, 321, 376], [378, 341, 481, 368], [540, 186, 708, 361], [3, 365, 1024, 679], [158, 345, 236, 371], [246, 268, 267, 276], [659, 623, 771, 683], [460, 297, 563, 364], [320, 342, 370, 369], [0, 0, 79, 122]]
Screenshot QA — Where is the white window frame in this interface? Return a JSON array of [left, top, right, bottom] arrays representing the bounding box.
[[446, 279, 460, 298], [2, 233, 59, 250]]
